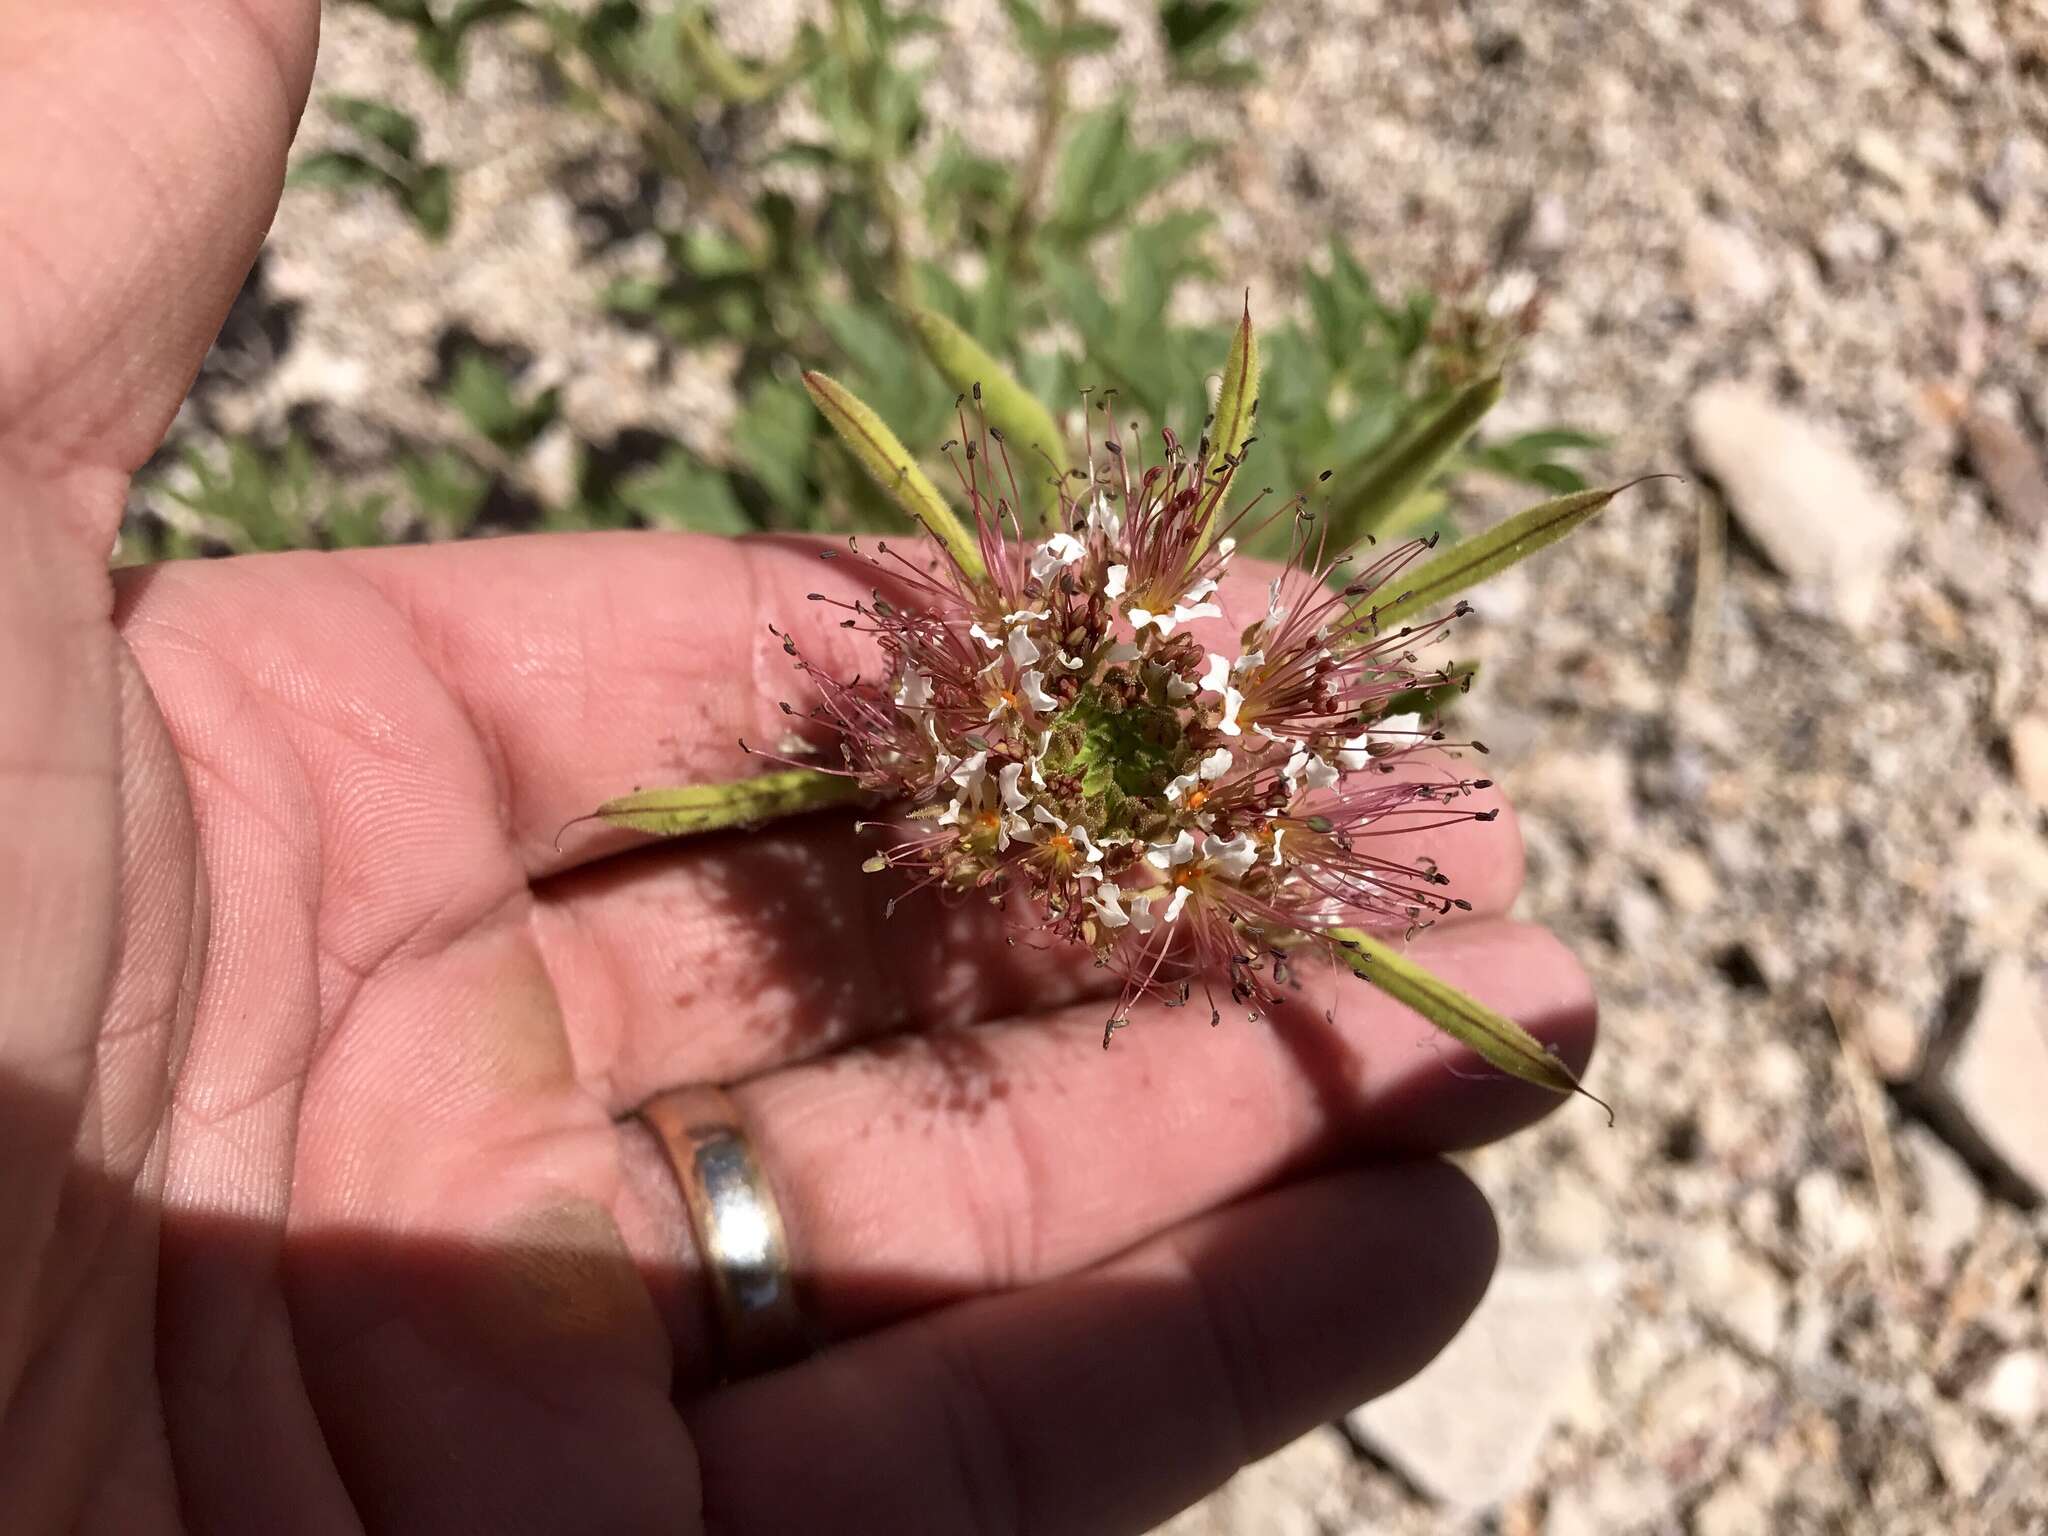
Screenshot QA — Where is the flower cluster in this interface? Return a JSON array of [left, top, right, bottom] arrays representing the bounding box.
[[764, 400, 1498, 1045]]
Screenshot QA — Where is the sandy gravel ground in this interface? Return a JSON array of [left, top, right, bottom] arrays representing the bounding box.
[[155, 1, 2048, 1530]]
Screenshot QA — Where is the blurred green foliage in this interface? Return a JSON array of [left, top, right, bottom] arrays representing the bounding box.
[[134, 0, 1593, 561]]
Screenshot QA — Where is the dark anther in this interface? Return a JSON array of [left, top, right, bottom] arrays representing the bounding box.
[[972, 382, 983, 400], [1318, 468, 1333, 482]]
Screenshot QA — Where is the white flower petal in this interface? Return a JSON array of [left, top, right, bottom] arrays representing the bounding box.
[[1198, 653, 1231, 694], [894, 668, 934, 710], [1205, 833, 1257, 880], [950, 750, 989, 790], [1164, 772, 1201, 803], [1198, 746, 1233, 780], [1019, 669, 1059, 712], [1105, 641, 1140, 663], [1007, 627, 1042, 667], [1146, 830, 1198, 869], [1029, 532, 1087, 584], [1128, 606, 1172, 636], [1336, 732, 1373, 772], [969, 622, 1003, 650], [1104, 564, 1129, 600], [999, 761, 1029, 811], [1089, 883, 1130, 928], [1086, 493, 1122, 540], [1219, 686, 1244, 737], [1170, 600, 1223, 627], [1162, 886, 1191, 924], [1371, 711, 1423, 745]]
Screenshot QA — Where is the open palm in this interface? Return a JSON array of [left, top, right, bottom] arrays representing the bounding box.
[[0, 5, 1595, 1533]]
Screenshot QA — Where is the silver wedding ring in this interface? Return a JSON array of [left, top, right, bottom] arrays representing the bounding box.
[[639, 1084, 808, 1377]]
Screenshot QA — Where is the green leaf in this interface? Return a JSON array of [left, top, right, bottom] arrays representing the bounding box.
[[355, 0, 435, 27], [443, 348, 556, 451], [1049, 101, 1129, 233], [323, 95, 421, 160], [397, 446, 491, 534], [674, 6, 813, 103], [616, 446, 752, 533], [1324, 374, 1502, 549], [592, 769, 863, 838], [1361, 482, 1644, 634], [902, 304, 1067, 526], [1330, 928, 1601, 1106], [400, 163, 454, 240], [286, 150, 391, 195], [1050, 21, 1120, 54], [803, 370, 986, 579], [730, 378, 819, 517], [1160, 0, 1249, 55], [1381, 661, 1478, 719]]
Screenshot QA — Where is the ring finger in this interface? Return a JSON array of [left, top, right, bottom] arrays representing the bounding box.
[[615, 917, 1594, 1390]]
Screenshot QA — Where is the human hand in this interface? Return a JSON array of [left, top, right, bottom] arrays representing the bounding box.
[[0, 4, 1594, 1531]]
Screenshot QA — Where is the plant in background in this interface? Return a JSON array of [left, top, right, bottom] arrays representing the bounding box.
[[127, 434, 394, 560], [136, 0, 1594, 560], [592, 312, 1629, 1101]]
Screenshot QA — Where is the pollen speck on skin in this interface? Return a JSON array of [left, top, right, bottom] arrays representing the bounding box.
[[769, 395, 1493, 1038]]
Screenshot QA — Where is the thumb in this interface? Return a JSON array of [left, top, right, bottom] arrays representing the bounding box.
[[0, 0, 320, 536]]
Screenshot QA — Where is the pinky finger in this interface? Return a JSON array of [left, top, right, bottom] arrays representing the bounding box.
[[687, 1161, 1497, 1536]]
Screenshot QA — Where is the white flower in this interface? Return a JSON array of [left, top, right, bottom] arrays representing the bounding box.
[[1086, 492, 1123, 540], [1204, 833, 1257, 880], [1264, 575, 1288, 626], [1284, 748, 1339, 793], [1182, 577, 1219, 604], [1162, 886, 1192, 923], [1269, 825, 1287, 865], [894, 668, 933, 710], [1166, 672, 1197, 701], [1198, 653, 1231, 694], [1127, 889, 1160, 931], [1006, 627, 1042, 667], [1218, 686, 1245, 736], [1030, 532, 1087, 585], [1146, 830, 1198, 869], [1001, 606, 1051, 625], [1019, 669, 1059, 711], [1104, 564, 1129, 600], [1336, 732, 1372, 772], [1127, 605, 1171, 635], [1372, 711, 1422, 744], [1070, 824, 1105, 864], [1089, 882, 1131, 928], [1164, 771, 1200, 803], [949, 750, 989, 790], [968, 622, 1002, 650], [1198, 746, 1233, 780], [998, 761, 1030, 812]]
